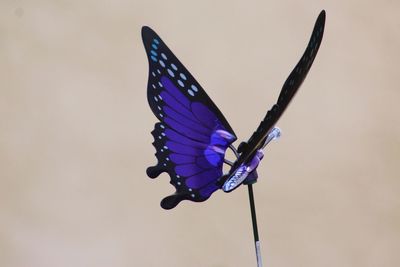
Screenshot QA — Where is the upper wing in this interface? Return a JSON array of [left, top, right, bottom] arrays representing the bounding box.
[[142, 26, 237, 209], [234, 10, 326, 170]]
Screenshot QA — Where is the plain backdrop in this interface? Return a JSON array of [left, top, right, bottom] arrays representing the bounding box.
[[1, 1, 399, 267]]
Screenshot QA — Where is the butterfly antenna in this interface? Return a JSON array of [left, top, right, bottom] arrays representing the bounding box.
[[248, 184, 263, 267]]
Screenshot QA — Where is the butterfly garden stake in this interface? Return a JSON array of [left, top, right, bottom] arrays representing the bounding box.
[[142, 10, 325, 267]]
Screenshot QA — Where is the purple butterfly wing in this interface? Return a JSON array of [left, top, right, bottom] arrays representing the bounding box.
[[142, 26, 237, 209]]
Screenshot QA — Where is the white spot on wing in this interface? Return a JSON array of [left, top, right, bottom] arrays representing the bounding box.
[[188, 89, 194, 96], [167, 68, 175, 77], [191, 85, 198, 92]]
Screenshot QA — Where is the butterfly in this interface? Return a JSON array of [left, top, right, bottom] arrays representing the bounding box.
[[142, 10, 325, 209]]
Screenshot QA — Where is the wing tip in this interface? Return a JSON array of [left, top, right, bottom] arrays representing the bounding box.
[[319, 10, 326, 19], [141, 25, 152, 36], [141, 25, 159, 46], [316, 10, 326, 30], [314, 10, 326, 48]]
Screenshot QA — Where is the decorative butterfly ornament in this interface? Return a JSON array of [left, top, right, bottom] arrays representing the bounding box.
[[143, 11, 325, 210]]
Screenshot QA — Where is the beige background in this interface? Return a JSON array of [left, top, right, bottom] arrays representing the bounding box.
[[1, 0, 399, 267]]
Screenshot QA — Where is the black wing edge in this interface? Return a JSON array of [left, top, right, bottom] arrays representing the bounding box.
[[235, 10, 326, 166]]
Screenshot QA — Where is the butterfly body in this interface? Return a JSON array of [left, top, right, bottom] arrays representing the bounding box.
[[142, 11, 325, 209], [222, 149, 264, 192], [222, 126, 281, 191]]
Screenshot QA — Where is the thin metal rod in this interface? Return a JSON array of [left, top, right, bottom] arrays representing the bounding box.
[[223, 159, 234, 166], [248, 184, 263, 267], [229, 144, 240, 158]]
